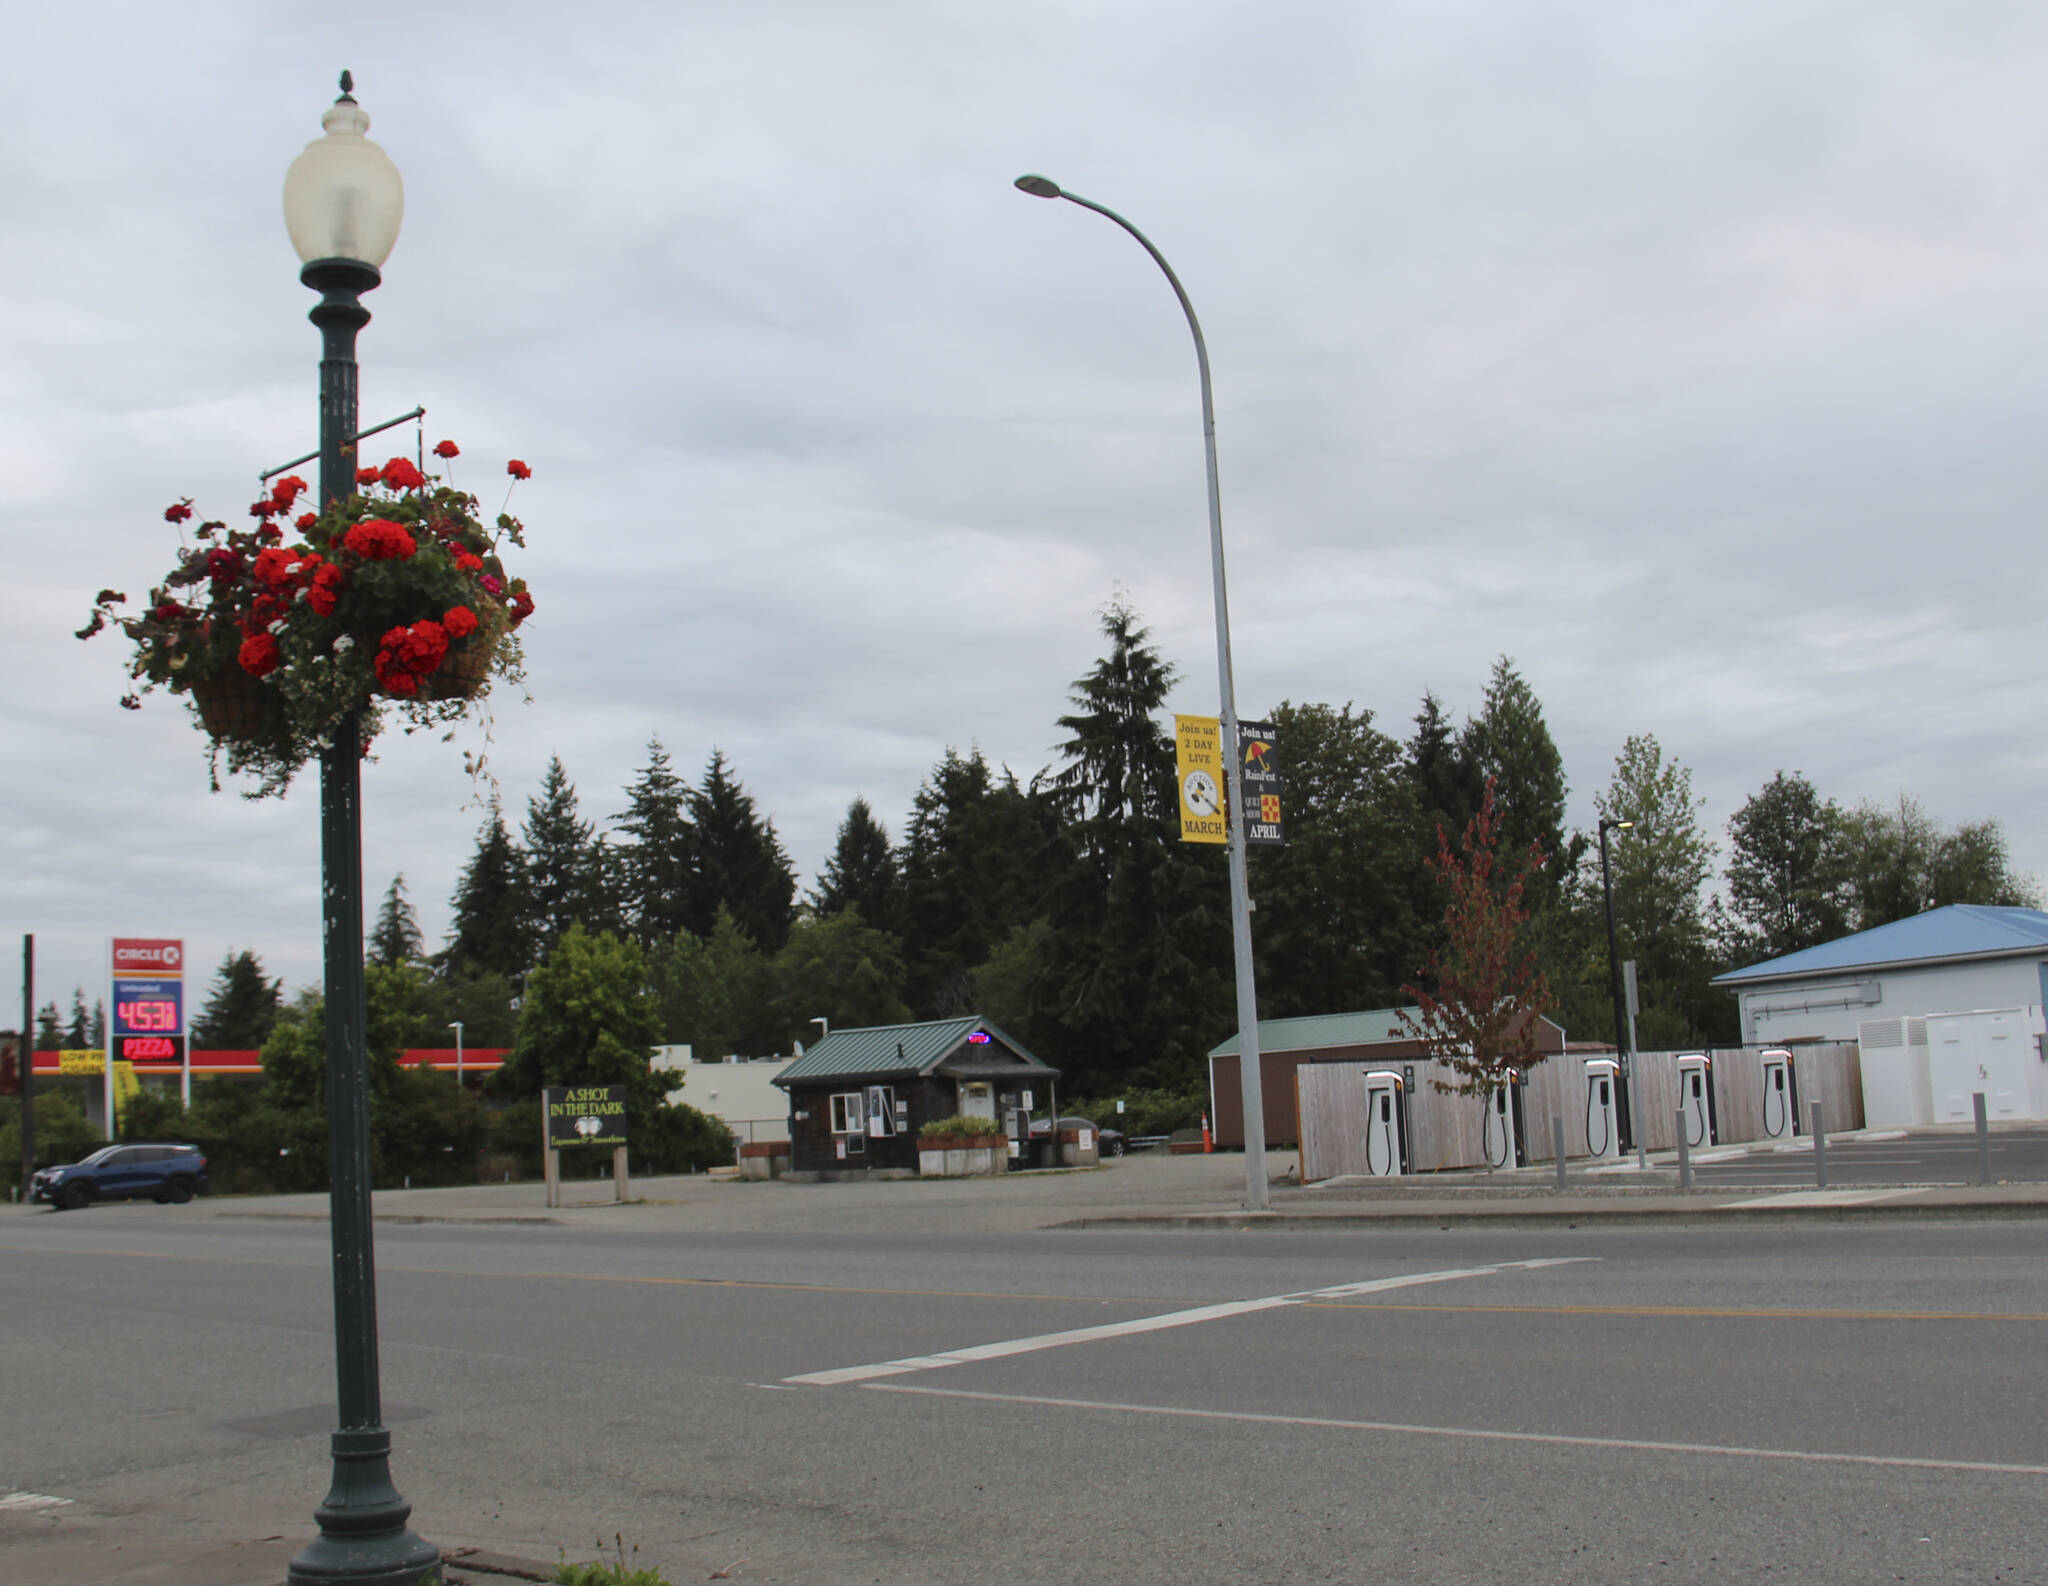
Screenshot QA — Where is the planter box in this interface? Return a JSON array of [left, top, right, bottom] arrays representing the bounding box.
[[916, 1138, 1008, 1177], [737, 1140, 792, 1180], [1057, 1127, 1100, 1167]]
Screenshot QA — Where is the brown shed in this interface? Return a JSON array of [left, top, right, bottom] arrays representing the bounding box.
[[1207, 1006, 1568, 1149]]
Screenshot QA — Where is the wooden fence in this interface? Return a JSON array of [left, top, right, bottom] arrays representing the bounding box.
[[1294, 1043, 1865, 1181]]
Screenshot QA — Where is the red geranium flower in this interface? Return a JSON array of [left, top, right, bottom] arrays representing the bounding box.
[[153, 601, 187, 622], [252, 547, 296, 587], [506, 459, 531, 480], [380, 456, 426, 491], [509, 590, 535, 626], [342, 518, 417, 561], [237, 633, 281, 677], [453, 550, 484, 572], [271, 476, 308, 510], [432, 440, 460, 459], [295, 512, 318, 530], [357, 467, 381, 486], [257, 524, 284, 544], [249, 499, 278, 520], [442, 605, 478, 639], [206, 548, 244, 583], [164, 502, 194, 524], [308, 564, 347, 617], [480, 574, 503, 596]]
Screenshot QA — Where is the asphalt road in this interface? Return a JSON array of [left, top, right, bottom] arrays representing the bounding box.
[[1682, 1124, 2048, 1188], [4, 1206, 2045, 1585]]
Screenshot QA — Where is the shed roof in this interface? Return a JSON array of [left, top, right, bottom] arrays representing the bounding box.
[[773, 1015, 1053, 1086], [1711, 905, 2048, 987], [1208, 1007, 1421, 1058]]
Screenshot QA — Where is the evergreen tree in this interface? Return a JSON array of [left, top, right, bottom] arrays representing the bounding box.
[[649, 906, 782, 1058], [34, 1001, 63, 1051], [65, 990, 88, 1049], [1406, 689, 1482, 840], [1034, 602, 1230, 1093], [89, 999, 105, 1049], [1461, 657, 1573, 896], [523, 757, 610, 956], [446, 807, 535, 979], [189, 950, 284, 1050], [776, 908, 913, 1037], [899, 749, 1055, 1016], [687, 750, 798, 953], [810, 796, 901, 932], [369, 874, 426, 968], [1721, 771, 1852, 962], [1249, 701, 1433, 1017], [614, 737, 696, 947]]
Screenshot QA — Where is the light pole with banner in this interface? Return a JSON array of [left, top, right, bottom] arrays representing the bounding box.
[[281, 72, 441, 1586], [1598, 816, 1635, 1156], [1014, 174, 1269, 1210]]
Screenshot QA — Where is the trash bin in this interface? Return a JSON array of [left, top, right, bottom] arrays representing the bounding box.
[[1031, 1137, 1058, 1169]]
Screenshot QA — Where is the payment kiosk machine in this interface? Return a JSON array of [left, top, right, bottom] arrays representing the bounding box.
[[1759, 1049, 1799, 1139], [1676, 1053, 1718, 1148], [1483, 1074, 1522, 1169], [1362, 1070, 1407, 1176], [1583, 1058, 1621, 1160]]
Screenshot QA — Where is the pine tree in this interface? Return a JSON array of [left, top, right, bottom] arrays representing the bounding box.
[[446, 807, 535, 979], [614, 737, 696, 946], [688, 750, 797, 953], [189, 951, 284, 1050], [1462, 657, 1573, 894], [523, 757, 608, 956], [65, 990, 89, 1048], [1406, 690, 1482, 840], [369, 874, 426, 968], [35, 1001, 63, 1050], [810, 796, 901, 931]]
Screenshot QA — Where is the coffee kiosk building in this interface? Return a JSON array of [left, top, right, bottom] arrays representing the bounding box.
[[774, 1015, 1058, 1174]]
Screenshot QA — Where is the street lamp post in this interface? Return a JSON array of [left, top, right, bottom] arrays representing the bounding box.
[[1014, 175, 1269, 1211], [448, 1022, 464, 1088], [1597, 817, 1636, 1163], [282, 73, 440, 1586]]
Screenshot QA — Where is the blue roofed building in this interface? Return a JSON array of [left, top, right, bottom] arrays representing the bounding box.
[[1710, 905, 2048, 1045]]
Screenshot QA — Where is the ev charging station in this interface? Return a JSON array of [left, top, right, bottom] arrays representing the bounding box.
[[1362, 1070, 1407, 1176], [1676, 1053, 1719, 1147], [1482, 1073, 1521, 1169], [1583, 1058, 1621, 1160], [1759, 1049, 1799, 1139]]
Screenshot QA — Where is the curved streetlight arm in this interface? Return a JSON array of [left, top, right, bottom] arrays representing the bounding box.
[[1021, 178, 1267, 1209]]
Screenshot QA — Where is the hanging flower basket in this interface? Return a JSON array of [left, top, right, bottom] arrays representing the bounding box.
[[80, 444, 536, 796], [189, 666, 275, 740]]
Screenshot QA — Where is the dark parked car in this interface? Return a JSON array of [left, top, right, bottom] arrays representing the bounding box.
[[1028, 1115, 1128, 1157], [32, 1144, 210, 1210]]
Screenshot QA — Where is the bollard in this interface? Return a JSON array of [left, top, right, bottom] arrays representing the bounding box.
[[1676, 1107, 1692, 1191], [1811, 1099, 1827, 1188], [1974, 1092, 1992, 1186], [1552, 1117, 1566, 1191]]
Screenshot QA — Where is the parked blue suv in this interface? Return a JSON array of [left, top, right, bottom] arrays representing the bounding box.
[[32, 1143, 210, 1209]]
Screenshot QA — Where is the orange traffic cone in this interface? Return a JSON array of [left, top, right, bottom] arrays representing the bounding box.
[[1201, 1112, 1213, 1152]]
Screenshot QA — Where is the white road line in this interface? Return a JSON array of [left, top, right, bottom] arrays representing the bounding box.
[[1721, 1189, 1926, 1210], [781, 1259, 1595, 1387], [860, 1383, 2048, 1479], [0, 1491, 73, 1512]]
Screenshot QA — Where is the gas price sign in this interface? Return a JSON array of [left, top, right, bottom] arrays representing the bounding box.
[[112, 975, 184, 1063]]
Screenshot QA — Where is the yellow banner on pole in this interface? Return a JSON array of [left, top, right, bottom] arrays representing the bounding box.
[[1174, 714, 1228, 844], [112, 1060, 140, 1114]]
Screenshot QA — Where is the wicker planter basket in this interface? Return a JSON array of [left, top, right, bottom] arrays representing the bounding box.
[[190, 668, 272, 740], [421, 640, 494, 701]]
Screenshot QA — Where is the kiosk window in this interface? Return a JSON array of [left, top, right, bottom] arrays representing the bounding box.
[[829, 1092, 865, 1135]]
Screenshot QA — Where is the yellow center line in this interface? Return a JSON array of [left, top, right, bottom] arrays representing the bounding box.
[[1298, 1300, 2048, 1323]]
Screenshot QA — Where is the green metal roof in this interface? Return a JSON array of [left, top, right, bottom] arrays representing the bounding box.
[[774, 1015, 1051, 1086], [1207, 1007, 1422, 1059]]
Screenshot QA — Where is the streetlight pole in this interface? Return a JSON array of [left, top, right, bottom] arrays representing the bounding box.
[[448, 1022, 464, 1089], [1014, 175, 1269, 1211], [1597, 816, 1635, 1161], [282, 73, 439, 1586]]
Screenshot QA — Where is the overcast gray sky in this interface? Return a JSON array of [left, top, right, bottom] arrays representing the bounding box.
[[8, 1, 2048, 1015]]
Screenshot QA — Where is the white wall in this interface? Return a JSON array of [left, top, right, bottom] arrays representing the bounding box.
[[653, 1047, 794, 1144], [1739, 957, 2048, 1044]]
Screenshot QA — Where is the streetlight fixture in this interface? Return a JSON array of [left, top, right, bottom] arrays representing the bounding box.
[[448, 1021, 464, 1088], [1597, 817, 1637, 1162], [1013, 174, 1270, 1211], [281, 73, 440, 1586]]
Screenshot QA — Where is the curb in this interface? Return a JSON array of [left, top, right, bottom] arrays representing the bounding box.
[[1057, 1200, 2048, 1230]]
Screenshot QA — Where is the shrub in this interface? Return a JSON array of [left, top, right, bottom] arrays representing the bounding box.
[[918, 1114, 1005, 1140]]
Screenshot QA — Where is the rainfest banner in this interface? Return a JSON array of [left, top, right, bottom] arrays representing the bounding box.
[[1174, 714, 1228, 844], [1238, 721, 1285, 847], [544, 1085, 630, 1149]]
